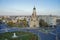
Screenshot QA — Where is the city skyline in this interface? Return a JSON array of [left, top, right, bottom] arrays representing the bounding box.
[[0, 0, 60, 15]]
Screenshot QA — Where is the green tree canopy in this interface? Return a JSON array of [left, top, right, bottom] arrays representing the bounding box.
[[39, 19, 48, 27]]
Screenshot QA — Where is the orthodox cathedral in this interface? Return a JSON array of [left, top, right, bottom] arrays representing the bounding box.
[[29, 6, 60, 27], [30, 6, 39, 28]]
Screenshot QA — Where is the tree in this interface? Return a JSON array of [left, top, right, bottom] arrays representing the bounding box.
[[7, 21, 14, 27], [23, 18, 27, 27], [0, 19, 2, 24], [39, 19, 48, 27], [19, 18, 28, 27]]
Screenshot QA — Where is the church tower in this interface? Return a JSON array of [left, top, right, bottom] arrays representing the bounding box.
[[32, 6, 36, 17], [30, 6, 39, 28]]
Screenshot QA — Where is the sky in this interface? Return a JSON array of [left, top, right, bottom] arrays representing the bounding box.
[[0, 0, 60, 15]]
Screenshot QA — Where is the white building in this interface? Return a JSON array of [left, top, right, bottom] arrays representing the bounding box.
[[38, 15, 57, 26], [30, 6, 39, 28]]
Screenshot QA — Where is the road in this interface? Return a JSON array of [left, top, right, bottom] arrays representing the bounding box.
[[0, 27, 57, 40]]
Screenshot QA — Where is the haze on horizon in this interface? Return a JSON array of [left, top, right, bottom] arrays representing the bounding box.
[[0, 0, 60, 16]]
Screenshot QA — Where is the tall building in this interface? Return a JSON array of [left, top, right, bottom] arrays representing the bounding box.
[[30, 6, 39, 28]]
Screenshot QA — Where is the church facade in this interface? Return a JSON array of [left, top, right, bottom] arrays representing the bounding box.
[[30, 6, 39, 28]]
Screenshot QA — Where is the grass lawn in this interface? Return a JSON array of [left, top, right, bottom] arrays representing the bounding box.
[[0, 31, 38, 40]]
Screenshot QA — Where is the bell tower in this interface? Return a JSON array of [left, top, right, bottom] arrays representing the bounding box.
[[29, 0, 39, 28], [32, 6, 36, 17], [30, 6, 39, 28]]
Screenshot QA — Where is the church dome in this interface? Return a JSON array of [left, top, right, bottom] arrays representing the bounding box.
[[33, 6, 36, 10]]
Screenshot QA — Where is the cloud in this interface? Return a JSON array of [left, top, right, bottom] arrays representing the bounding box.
[[0, 8, 60, 16], [0, 10, 30, 15], [0, 11, 60, 16]]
